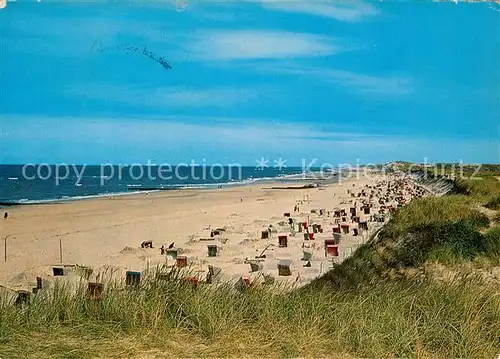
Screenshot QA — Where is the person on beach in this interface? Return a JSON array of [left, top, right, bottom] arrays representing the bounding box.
[[3, 212, 8, 219]]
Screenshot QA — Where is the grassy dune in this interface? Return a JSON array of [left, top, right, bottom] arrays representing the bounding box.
[[0, 272, 499, 359], [1, 174, 499, 358]]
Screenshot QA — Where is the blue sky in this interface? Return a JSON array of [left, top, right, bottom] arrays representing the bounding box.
[[1, 0, 499, 165]]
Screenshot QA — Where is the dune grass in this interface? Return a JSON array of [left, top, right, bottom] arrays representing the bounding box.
[[0, 272, 499, 359], [376, 195, 490, 241], [454, 176, 500, 208]]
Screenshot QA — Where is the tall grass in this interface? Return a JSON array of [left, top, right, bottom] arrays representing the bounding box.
[[454, 177, 500, 208], [1, 173, 499, 358], [377, 195, 490, 241], [0, 273, 499, 359], [484, 226, 500, 258]]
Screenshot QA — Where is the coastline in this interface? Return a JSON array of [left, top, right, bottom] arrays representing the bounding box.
[[0, 174, 381, 288], [0, 170, 334, 207]]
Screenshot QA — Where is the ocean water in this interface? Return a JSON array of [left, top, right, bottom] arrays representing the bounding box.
[[0, 165, 324, 205]]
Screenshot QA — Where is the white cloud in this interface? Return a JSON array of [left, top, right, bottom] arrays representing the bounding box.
[[255, 0, 379, 22], [321, 69, 412, 95], [67, 84, 259, 108], [3, 115, 498, 165], [163, 88, 258, 106], [185, 30, 339, 60], [0, 115, 397, 164], [249, 64, 412, 95]]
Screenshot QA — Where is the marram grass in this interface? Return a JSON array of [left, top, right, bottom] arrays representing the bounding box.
[[0, 272, 498, 359]]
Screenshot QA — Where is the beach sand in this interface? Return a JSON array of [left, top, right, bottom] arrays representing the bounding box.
[[0, 174, 389, 290]]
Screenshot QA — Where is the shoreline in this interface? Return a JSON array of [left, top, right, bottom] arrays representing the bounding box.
[[0, 173, 340, 207], [0, 173, 391, 290]]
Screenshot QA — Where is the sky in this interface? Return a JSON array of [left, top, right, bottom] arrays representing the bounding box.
[[0, 0, 499, 166]]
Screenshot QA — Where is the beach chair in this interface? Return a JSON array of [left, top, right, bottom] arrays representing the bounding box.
[[324, 239, 335, 256], [126, 271, 141, 287], [277, 259, 292, 276], [262, 274, 275, 285], [278, 235, 288, 248], [326, 245, 339, 257], [87, 282, 104, 300], [207, 244, 218, 257], [15, 290, 30, 308], [206, 265, 222, 284], [184, 277, 199, 289], [166, 248, 178, 259], [235, 276, 251, 291], [52, 267, 65, 276], [301, 250, 313, 261], [333, 233, 342, 244], [176, 256, 188, 268], [141, 240, 153, 248], [248, 260, 264, 272]]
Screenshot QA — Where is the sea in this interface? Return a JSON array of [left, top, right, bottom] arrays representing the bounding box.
[[0, 165, 334, 206]]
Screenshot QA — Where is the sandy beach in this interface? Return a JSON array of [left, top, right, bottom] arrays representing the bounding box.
[[0, 174, 391, 290]]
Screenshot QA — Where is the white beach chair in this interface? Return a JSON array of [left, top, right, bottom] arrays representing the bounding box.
[[301, 250, 313, 261]]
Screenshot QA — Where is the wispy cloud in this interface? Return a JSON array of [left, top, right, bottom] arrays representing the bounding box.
[[67, 84, 259, 108], [0, 114, 398, 164], [185, 30, 339, 60], [250, 63, 413, 95], [254, 0, 379, 22], [162, 87, 258, 107], [4, 115, 497, 164], [316, 69, 412, 95]]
